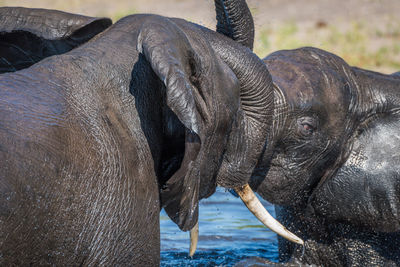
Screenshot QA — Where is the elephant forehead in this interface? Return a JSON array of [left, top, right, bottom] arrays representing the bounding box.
[[265, 48, 352, 111]]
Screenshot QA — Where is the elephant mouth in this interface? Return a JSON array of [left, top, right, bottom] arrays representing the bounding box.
[[255, 160, 338, 209], [250, 164, 303, 205]]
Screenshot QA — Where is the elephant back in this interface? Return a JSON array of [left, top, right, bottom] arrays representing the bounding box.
[[0, 7, 111, 73]]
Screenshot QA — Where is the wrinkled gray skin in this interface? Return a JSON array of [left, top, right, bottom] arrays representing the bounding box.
[[0, 7, 112, 73], [214, 0, 254, 50], [0, 4, 274, 265], [217, 6, 400, 267], [256, 49, 400, 266]]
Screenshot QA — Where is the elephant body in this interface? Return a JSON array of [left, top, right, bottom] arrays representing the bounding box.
[[248, 47, 400, 266], [0, 15, 162, 265], [0, 3, 275, 263]]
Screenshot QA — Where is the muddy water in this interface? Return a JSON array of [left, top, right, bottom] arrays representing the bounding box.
[[160, 188, 279, 266]]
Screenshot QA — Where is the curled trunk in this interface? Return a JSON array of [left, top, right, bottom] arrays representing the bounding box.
[[214, 0, 255, 50], [199, 26, 274, 191]]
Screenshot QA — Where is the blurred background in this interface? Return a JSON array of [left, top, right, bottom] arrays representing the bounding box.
[[2, 0, 400, 73], [2, 0, 399, 265]]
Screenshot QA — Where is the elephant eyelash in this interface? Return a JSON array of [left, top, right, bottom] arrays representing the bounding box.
[[297, 117, 317, 137], [301, 122, 314, 132]]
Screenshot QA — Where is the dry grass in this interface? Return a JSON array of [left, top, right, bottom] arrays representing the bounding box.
[[254, 18, 400, 73]]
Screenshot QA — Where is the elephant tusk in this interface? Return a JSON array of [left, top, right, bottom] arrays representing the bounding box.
[[234, 184, 304, 245], [189, 221, 199, 257]]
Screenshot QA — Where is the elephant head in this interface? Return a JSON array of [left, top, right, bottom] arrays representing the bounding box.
[[155, 17, 301, 244], [247, 47, 400, 265], [216, 3, 400, 265], [255, 48, 400, 223], [174, 0, 303, 255], [0, 7, 111, 73], [156, 0, 304, 251]]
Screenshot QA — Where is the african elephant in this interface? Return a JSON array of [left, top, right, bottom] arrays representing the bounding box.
[[213, 5, 400, 267], [256, 48, 400, 266], [0, 2, 302, 265]]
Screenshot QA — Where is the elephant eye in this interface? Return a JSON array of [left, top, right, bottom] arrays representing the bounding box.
[[297, 117, 316, 136], [302, 123, 313, 131]]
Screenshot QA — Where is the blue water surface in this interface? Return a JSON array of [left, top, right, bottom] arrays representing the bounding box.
[[160, 187, 279, 266]]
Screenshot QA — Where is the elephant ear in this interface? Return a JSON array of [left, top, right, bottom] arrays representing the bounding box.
[[137, 17, 204, 231], [311, 69, 400, 232], [0, 7, 112, 73], [312, 118, 400, 232], [137, 16, 239, 231], [137, 19, 203, 136]]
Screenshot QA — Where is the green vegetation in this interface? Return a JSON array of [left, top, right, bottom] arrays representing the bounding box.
[[254, 19, 400, 73]]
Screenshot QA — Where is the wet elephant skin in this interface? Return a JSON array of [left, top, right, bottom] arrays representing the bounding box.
[[250, 47, 400, 266], [0, 5, 275, 265]]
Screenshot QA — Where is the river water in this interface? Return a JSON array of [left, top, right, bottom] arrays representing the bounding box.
[[160, 187, 279, 266]]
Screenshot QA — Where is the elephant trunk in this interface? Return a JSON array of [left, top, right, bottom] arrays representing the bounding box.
[[214, 0, 255, 50], [200, 28, 274, 192]]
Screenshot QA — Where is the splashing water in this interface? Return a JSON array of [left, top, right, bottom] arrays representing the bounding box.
[[160, 187, 279, 266]]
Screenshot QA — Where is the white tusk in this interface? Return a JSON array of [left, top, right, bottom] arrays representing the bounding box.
[[234, 184, 304, 245], [189, 221, 199, 257]]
